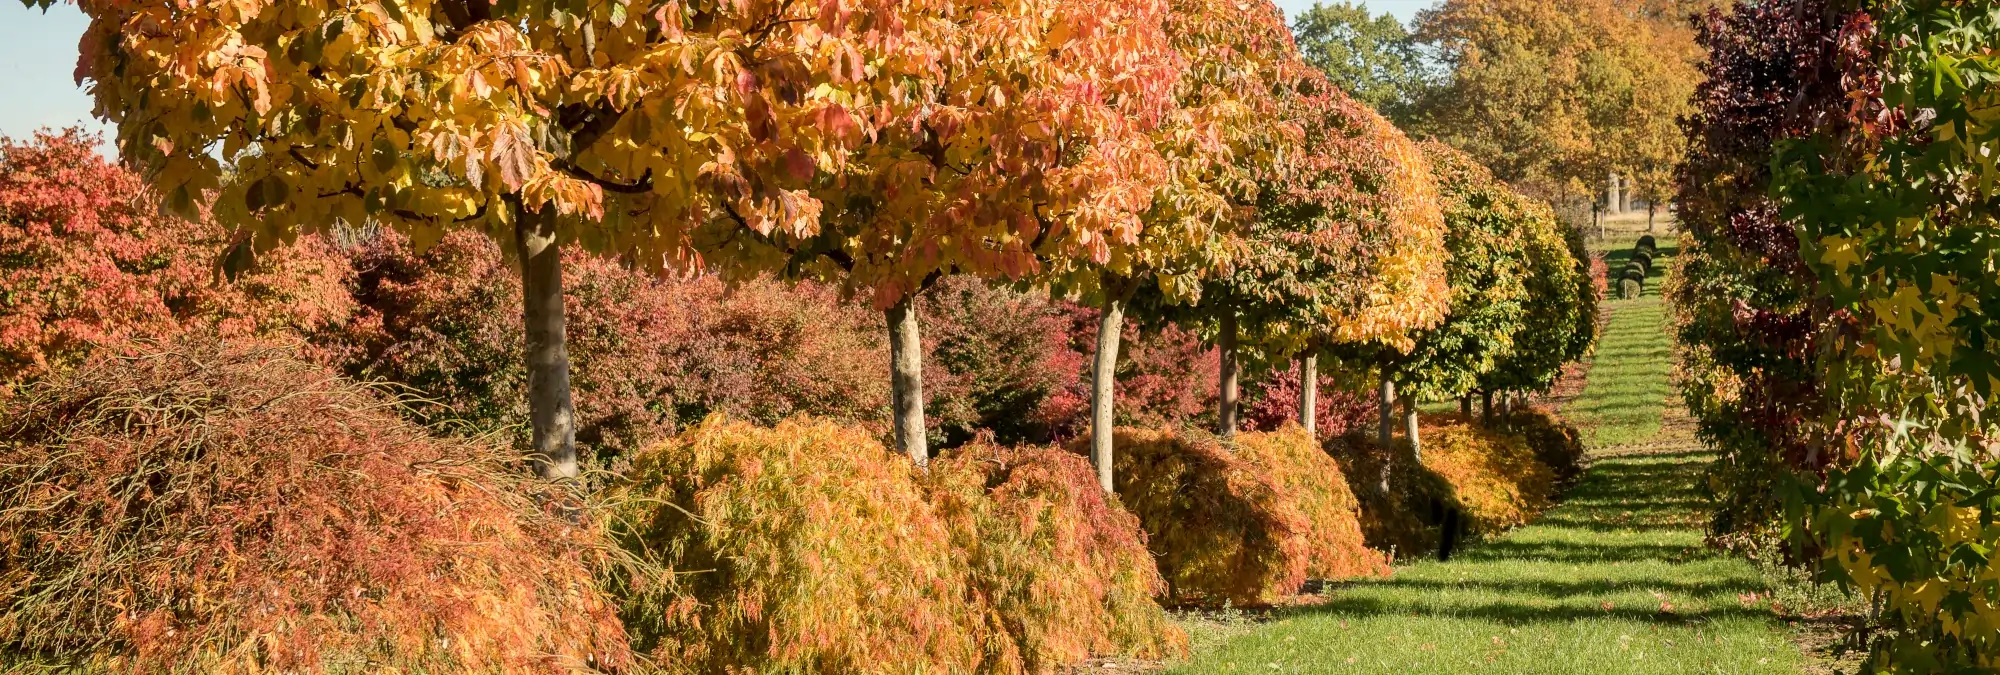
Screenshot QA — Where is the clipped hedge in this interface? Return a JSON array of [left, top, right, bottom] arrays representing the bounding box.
[[1076, 427, 1311, 606], [0, 337, 631, 674], [1230, 425, 1389, 580], [608, 417, 984, 675], [925, 443, 1187, 672]]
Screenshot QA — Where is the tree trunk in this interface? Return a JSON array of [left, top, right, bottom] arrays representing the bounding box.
[[1403, 398, 1422, 463], [1377, 373, 1395, 495], [514, 204, 577, 480], [1377, 373, 1395, 449], [887, 297, 928, 467], [1217, 312, 1240, 438], [1459, 395, 1471, 417], [1481, 390, 1494, 426], [1648, 202, 1658, 232], [1299, 353, 1318, 437], [1089, 296, 1125, 493]]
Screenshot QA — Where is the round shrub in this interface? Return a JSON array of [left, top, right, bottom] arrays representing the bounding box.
[[1500, 408, 1588, 486], [1231, 425, 1390, 580], [1423, 416, 1560, 536], [924, 443, 1187, 672], [1323, 432, 1460, 559], [1618, 277, 1645, 299], [0, 337, 631, 674], [1074, 427, 1311, 606], [607, 416, 985, 675], [1632, 249, 1655, 273], [1635, 234, 1658, 252]]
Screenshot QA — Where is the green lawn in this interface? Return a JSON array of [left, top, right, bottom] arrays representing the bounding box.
[[1165, 255, 1809, 674]]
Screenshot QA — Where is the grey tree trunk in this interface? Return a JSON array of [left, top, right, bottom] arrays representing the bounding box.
[[1217, 312, 1240, 438], [1648, 202, 1658, 231], [887, 297, 928, 467], [1377, 373, 1395, 495], [1403, 398, 1422, 463], [1299, 353, 1318, 437], [1089, 296, 1126, 493], [514, 205, 577, 480], [1377, 373, 1396, 449]]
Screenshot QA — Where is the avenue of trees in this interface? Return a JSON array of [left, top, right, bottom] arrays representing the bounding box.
[[0, 0, 1617, 672]]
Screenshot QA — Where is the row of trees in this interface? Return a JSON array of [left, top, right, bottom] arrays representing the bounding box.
[[31, 0, 1598, 497], [1676, 0, 2000, 669]]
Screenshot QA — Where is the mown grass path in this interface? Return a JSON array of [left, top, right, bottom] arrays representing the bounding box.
[[1167, 260, 1808, 674]]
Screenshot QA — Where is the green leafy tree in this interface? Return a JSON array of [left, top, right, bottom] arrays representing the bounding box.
[[1290, 2, 1433, 123], [1329, 141, 1541, 488], [1477, 193, 1597, 410]]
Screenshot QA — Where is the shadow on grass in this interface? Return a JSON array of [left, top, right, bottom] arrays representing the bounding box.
[[1294, 593, 1771, 627]]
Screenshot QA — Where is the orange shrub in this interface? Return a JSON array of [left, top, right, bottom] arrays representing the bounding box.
[[0, 337, 630, 674], [1323, 432, 1459, 559], [1076, 428, 1311, 606], [608, 417, 985, 675], [924, 444, 1187, 672], [1420, 415, 1559, 535], [1231, 425, 1390, 580], [1501, 408, 1587, 486]]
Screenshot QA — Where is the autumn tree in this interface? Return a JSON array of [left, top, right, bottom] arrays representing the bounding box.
[[44, 0, 1186, 473], [1023, 0, 1297, 489], [1409, 0, 1701, 211], [1476, 202, 1596, 418], [1290, 2, 1434, 123], [1175, 72, 1448, 441], [664, 0, 1181, 465]]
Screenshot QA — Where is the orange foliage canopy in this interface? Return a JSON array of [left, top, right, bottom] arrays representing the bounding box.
[[59, 0, 1187, 305]]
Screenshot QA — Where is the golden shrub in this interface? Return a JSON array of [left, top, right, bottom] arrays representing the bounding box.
[[1231, 425, 1390, 580], [608, 416, 986, 675], [924, 443, 1187, 673]]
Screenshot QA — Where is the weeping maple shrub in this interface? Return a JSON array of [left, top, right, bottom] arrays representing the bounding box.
[[1327, 414, 1566, 558], [1072, 427, 1310, 606], [606, 416, 985, 674], [1499, 408, 1587, 486], [1231, 425, 1390, 580], [1324, 431, 1461, 559], [0, 336, 631, 673], [1421, 415, 1560, 535], [923, 443, 1187, 672]]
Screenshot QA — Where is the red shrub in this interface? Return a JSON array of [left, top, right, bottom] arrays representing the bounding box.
[[924, 443, 1186, 672], [334, 231, 888, 459], [1052, 305, 1220, 436], [0, 130, 350, 382], [0, 337, 630, 673], [922, 277, 1087, 446], [1242, 362, 1379, 439]]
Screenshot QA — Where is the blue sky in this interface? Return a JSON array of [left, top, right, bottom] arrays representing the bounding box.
[[0, 1, 1435, 146]]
